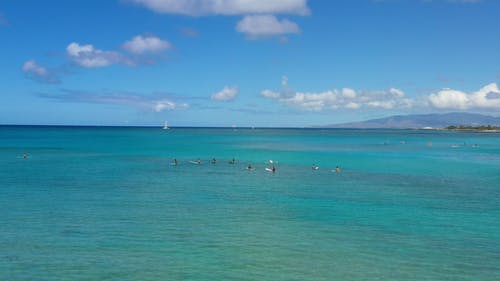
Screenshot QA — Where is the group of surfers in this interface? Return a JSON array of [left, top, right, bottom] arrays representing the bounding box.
[[171, 158, 340, 173]]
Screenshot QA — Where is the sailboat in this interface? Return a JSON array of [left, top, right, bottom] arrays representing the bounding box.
[[163, 121, 170, 130]]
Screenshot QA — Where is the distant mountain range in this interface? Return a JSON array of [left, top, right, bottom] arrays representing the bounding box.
[[323, 112, 500, 129]]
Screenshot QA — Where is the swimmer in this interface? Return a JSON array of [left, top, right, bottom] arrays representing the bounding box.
[[197, 159, 201, 165], [335, 166, 341, 173], [229, 158, 236, 164], [23, 153, 28, 159], [247, 164, 253, 170], [272, 166, 276, 173], [211, 158, 217, 164], [173, 158, 178, 165]]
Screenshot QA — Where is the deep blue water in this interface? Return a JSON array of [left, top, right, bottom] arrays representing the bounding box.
[[1, 126, 499, 280]]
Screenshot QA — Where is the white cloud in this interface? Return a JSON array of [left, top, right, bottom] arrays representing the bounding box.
[[129, 0, 310, 16], [265, 78, 500, 112], [211, 86, 238, 101], [261, 77, 411, 111], [122, 35, 171, 54], [25, 36, 172, 83], [279, 90, 337, 111], [366, 100, 396, 109], [153, 100, 189, 112], [66, 42, 125, 68], [22, 60, 47, 76], [345, 102, 360, 109], [22, 60, 59, 84], [428, 83, 500, 109], [236, 15, 300, 38], [261, 89, 281, 99], [342, 88, 357, 99], [428, 89, 469, 109], [389, 88, 405, 97]]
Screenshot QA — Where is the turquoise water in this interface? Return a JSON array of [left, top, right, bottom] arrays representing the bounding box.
[[1, 126, 499, 280]]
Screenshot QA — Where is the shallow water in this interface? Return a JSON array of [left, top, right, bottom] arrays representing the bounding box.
[[1, 126, 499, 280]]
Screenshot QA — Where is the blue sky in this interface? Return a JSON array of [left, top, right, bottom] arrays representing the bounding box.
[[1, 0, 499, 127]]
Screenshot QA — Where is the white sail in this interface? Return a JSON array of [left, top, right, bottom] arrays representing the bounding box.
[[163, 121, 169, 130]]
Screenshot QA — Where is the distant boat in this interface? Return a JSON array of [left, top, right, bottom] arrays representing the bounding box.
[[163, 121, 170, 130]]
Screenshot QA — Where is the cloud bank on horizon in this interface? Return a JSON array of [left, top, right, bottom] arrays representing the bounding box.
[[261, 78, 500, 112]]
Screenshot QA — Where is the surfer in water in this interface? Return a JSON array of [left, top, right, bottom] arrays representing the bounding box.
[[272, 166, 276, 173], [229, 158, 236, 164], [211, 158, 217, 164], [247, 164, 253, 170], [312, 164, 318, 170], [173, 158, 178, 165], [335, 166, 341, 173], [197, 159, 201, 165]]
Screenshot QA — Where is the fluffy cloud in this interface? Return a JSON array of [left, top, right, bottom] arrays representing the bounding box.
[[236, 15, 300, 38], [39, 90, 189, 112], [342, 88, 357, 99], [129, 1, 309, 39], [261, 88, 411, 111], [64, 35, 171, 68], [129, 0, 310, 16], [261, 78, 411, 111], [428, 83, 500, 109], [66, 42, 125, 68], [22, 60, 60, 84], [278, 90, 337, 111], [262, 78, 500, 112], [261, 89, 281, 99], [22, 60, 47, 77], [122, 35, 171, 54], [211, 86, 238, 101], [389, 88, 405, 97], [25, 35, 173, 83]]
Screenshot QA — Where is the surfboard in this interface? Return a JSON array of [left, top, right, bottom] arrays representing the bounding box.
[[265, 167, 274, 172], [189, 161, 201, 165]]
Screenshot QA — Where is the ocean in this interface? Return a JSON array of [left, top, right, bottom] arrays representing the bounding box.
[[1, 126, 499, 280]]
